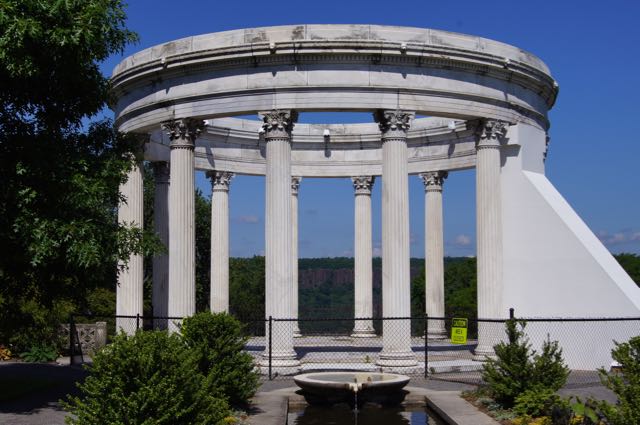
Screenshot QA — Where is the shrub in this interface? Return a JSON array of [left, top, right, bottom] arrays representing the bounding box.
[[532, 336, 570, 390], [597, 336, 640, 425], [7, 298, 74, 352], [514, 387, 561, 417], [181, 312, 259, 407], [20, 343, 57, 362], [64, 330, 229, 425], [482, 319, 569, 408]]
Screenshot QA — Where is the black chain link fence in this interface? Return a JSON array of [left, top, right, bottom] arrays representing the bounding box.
[[67, 312, 640, 388]]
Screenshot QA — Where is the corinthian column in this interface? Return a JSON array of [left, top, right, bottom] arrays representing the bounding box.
[[260, 110, 300, 367], [116, 155, 144, 334], [375, 110, 417, 367], [291, 176, 302, 337], [351, 176, 376, 338], [208, 171, 234, 313], [474, 119, 508, 359], [152, 161, 170, 330], [162, 118, 203, 332], [420, 171, 448, 340]]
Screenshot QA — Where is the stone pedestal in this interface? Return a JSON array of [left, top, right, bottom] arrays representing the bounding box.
[[351, 176, 376, 338], [291, 177, 302, 337], [261, 110, 300, 367], [116, 159, 144, 334], [474, 120, 508, 360], [163, 118, 203, 332], [421, 171, 448, 340], [208, 171, 234, 313], [375, 110, 417, 367], [152, 162, 170, 330]]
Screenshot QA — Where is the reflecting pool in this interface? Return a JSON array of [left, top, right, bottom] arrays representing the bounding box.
[[288, 404, 446, 425]]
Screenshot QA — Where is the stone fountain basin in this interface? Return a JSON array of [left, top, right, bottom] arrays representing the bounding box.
[[294, 372, 410, 406]]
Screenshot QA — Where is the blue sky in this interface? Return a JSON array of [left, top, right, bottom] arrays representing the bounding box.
[[101, 0, 639, 258]]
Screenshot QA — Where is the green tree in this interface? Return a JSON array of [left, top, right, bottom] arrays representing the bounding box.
[[598, 336, 640, 425], [229, 256, 265, 321], [614, 253, 640, 286], [195, 189, 212, 311], [0, 0, 154, 350], [482, 320, 569, 408]]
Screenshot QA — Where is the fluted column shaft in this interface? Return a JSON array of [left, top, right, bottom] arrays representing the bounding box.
[[163, 119, 203, 332], [351, 176, 375, 337], [152, 162, 170, 329], [421, 171, 448, 339], [291, 177, 302, 337], [261, 110, 299, 367], [116, 159, 144, 334], [209, 171, 234, 313], [375, 110, 417, 367], [475, 120, 508, 358]]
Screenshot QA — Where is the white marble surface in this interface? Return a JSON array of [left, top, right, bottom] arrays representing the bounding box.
[[111, 25, 555, 134], [116, 161, 144, 334]]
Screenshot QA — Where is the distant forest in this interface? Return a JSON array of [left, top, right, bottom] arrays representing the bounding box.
[[76, 174, 638, 331], [82, 250, 640, 335], [224, 254, 640, 326]]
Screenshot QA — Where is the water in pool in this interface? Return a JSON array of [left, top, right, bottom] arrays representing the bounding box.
[[288, 404, 446, 424]]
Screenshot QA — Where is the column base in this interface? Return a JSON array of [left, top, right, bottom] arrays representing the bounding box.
[[259, 350, 301, 368], [426, 329, 447, 341], [292, 321, 302, 337], [351, 328, 377, 338], [472, 344, 497, 362], [376, 350, 417, 367], [167, 318, 183, 334], [153, 318, 168, 331]]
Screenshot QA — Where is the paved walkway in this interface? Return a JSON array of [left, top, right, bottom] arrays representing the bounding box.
[[0, 363, 87, 425], [0, 362, 617, 424]]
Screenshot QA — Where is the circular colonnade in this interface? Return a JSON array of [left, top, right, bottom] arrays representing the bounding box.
[[112, 25, 556, 368]]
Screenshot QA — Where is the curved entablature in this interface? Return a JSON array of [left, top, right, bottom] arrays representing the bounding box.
[[111, 25, 557, 134], [144, 117, 479, 177]]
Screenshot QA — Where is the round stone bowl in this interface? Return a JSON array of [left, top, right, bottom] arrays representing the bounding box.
[[293, 372, 410, 407]]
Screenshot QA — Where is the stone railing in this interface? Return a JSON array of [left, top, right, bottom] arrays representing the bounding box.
[[60, 322, 108, 354]]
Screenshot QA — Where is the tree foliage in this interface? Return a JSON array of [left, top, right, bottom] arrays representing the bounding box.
[[597, 336, 640, 425], [614, 253, 640, 286], [482, 320, 569, 408], [0, 0, 152, 350]]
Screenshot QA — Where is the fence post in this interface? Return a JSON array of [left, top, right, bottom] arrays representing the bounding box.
[[268, 316, 273, 381], [136, 313, 140, 331], [509, 308, 515, 320], [424, 314, 429, 379]]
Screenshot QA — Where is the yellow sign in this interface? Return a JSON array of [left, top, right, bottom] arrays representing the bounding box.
[[451, 318, 468, 344]]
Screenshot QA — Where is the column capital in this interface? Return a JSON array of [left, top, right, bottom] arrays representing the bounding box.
[[373, 110, 415, 139], [152, 161, 170, 184], [259, 109, 298, 139], [420, 171, 448, 192], [207, 171, 234, 192], [477, 119, 509, 149], [291, 176, 302, 195], [352, 176, 375, 195], [161, 118, 205, 149]]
